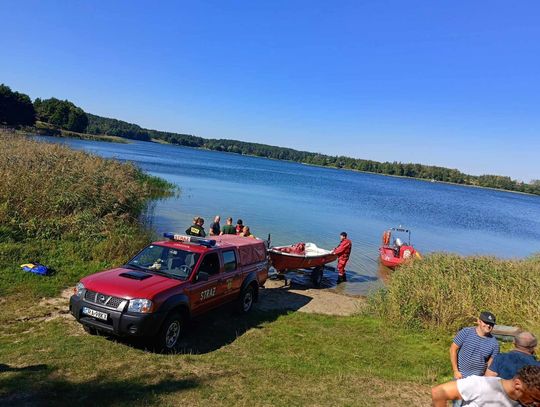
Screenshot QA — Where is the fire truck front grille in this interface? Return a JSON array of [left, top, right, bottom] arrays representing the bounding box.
[[84, 290, 126, 310]]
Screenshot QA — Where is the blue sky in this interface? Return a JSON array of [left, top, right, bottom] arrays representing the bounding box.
[[1, 1, 539, 181]]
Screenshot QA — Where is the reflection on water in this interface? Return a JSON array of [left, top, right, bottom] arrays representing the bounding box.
[[36, 137, 540, 296]]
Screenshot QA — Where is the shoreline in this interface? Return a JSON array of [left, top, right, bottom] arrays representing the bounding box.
[[128, 136, 540, 197], [9, 125, 537, 197], [116, 136, 540, 197]]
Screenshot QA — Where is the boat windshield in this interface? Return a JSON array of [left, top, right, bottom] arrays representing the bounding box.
[[126, 245, 200, 280]]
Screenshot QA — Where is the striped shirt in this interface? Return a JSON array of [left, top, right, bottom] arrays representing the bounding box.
[[454, 327, 499, 377]]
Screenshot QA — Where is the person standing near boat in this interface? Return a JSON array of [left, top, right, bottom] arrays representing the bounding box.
[[220, 217, 236, 235], [393, 237, 403, 258], [235, 219, 244, 235], [186, 216, 206, 237], [332, 232, 352, 284], [240, 226, 255, 238], [209, 215, 221, 236]]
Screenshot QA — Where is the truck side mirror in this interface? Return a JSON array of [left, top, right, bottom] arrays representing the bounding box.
[[196, 271, 209, 282]]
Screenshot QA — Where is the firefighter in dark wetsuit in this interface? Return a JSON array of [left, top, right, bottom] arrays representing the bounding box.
[[186, 216, 206, 237], [332, 232, 352, 284]]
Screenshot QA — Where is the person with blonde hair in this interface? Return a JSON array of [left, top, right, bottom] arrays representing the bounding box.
[[239, 226, 255, 238]]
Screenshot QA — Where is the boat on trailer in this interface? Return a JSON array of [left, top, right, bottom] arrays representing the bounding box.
[[379, 227, 421, 268], [268, 242, 338, 287]]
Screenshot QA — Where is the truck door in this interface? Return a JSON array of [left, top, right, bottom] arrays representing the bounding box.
[[189, 252, 223, 314], [221, 249, 242, 301]]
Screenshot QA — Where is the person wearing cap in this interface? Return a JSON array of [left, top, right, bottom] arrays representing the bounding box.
[[331, 232, 352, 284], [486, 332, 540, 379], [450, 311, 500, 389], [431, 365, 540, 406]]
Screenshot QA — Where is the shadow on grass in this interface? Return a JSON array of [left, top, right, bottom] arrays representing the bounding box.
[[0, 364, 203, 406], [178, 307, 288, 354], [0, 363, 48, 373], [108, 287, 313, 355]]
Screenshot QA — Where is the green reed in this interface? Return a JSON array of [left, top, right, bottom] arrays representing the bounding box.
[[369, 253, 540, 333], [0, 133, 174, 297]]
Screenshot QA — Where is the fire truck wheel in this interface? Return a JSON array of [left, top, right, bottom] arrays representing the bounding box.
[[238, 285, 255, 314], [155, 312, 183, 352]]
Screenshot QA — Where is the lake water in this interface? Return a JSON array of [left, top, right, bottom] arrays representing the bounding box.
[[37, 137, 540, 295]]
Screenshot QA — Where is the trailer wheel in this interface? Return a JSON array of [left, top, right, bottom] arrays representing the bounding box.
[[311, 267, 323, 288]]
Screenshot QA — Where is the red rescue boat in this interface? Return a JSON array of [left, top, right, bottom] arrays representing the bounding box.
[[379, 227, 421, 268], [268, 242, 338, 287]]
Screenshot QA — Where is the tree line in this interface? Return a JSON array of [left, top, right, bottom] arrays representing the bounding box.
[[1, 83, 538, 195], [200, 140, 540, 194], [0, 84, 35, 126], [34, 97, 88, 133], [86, 113, 202, 145], [1, 84, 88, 132]]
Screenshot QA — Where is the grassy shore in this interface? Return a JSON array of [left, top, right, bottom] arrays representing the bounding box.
[[1, 123, 128, 143], [35, 121, 129, 143]]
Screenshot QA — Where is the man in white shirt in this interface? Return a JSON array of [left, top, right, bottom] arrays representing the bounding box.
[[431, 365, 540, 406]]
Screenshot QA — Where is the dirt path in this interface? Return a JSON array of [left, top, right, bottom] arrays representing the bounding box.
[[37, 287, 75, 322], [257, 279, 365, 316], [32, 281, 364, 325]]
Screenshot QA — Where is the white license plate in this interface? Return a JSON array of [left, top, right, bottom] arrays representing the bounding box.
[[82, 307, 108, 321]]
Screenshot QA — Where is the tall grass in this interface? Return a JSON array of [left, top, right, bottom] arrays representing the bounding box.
[[369, 253, 540, 333], [0, 134, 174, 296], [0, 134, 172, 241]]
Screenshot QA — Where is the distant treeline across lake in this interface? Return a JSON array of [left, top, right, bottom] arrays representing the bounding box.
[[2, 82, 539, 195]]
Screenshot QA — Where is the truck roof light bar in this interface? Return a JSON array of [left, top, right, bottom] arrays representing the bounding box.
[[163, 233, 216, 247]]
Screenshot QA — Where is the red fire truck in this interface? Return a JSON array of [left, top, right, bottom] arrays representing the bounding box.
[[70, 233, 268, 351]]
